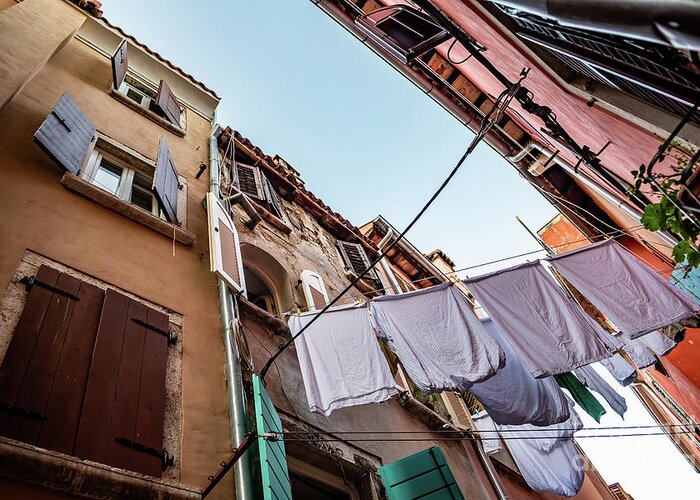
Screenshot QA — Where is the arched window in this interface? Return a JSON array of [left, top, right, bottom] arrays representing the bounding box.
[[244, 266, 277, 315]]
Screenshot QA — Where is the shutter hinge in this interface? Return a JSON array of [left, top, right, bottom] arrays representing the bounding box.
[[131, 317, 176, 345], [115, 437, 174, 468], [20, 276, 80, 301], [51, 110, 72, 132], [0, 403, 47, 421]]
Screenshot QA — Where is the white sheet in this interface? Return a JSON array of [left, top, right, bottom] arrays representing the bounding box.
[[370, 283, 505, 393], [548, 240, 699, 339], [464, 262, 618, 378], [468, 317, 570, 426], [289, 303, 397, 416], [472, 411, 503, 455]]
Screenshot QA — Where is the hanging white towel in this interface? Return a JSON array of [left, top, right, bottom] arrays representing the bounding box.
[[472, 411, 503, 456], [464, 262, 618, 378], [640, 330, 677, 356], [498, 399, 582, 454], [618, 332, 658, 369], [547, 240, 699, 339], [469, 317, 570, 426], [574, 365, 627, 418], [600, 353, 637, 386], [502, 432, 584, 497], [369, 283, 505, 394], [289, 304, 397, 416]]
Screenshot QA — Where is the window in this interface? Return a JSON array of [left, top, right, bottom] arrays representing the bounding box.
[[231, 162, 288, 223], [83, 148, 162, 218], [336, 240, 382, 291], [0, 265, 173, 477], [244, 266, 277, 315], [118, 76, 185, 129]]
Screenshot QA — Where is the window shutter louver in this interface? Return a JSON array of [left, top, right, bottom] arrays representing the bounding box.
[[207, 192, 247, 295], [252, 374, 292, 500], [33, 93, 95, 175], [111, 39, 128, 90], [155, 79, 182, 127], [74, 289, 169, 477], [234, 163, 264, 200], [336, 241, 378, 279], [153, 137, 180, 224], [442, 392, 472, 430], [0, 265, 104, 455], [262, 173, 286, 220], [379, 446, 464, 500], [300, 270, 330, 311]]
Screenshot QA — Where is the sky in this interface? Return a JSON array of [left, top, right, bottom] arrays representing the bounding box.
[[101, 1, 699, 497]]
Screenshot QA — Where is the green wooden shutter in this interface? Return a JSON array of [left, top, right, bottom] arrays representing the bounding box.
[[379, 446, 464, 500], [252, 374, 291, 500]]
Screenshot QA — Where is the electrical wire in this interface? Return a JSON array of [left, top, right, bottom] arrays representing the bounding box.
[[258, 80, 525, 380]]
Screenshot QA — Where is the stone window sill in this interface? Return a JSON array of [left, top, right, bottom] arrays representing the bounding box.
[[61, 173, 196, 246], [0, 436, 199, 499], [110, 89, 185, 138]]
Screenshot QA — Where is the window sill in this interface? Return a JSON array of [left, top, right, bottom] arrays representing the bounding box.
[[110, 89, 185, 138], [61, 173, 196, 246], [249, 198, 292, 234], [0, 436, 199, 500]]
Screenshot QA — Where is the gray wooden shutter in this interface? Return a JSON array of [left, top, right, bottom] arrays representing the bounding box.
[[155, 80, 181, 127], [153, 138, 180, 224], [262, 173, 285, 219], [234, 163, 264, 200], [111, 39, 128, 90], [33, 93, 95, 175]]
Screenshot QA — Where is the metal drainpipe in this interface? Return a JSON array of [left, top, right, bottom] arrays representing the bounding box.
[[209, 117, 256, 500], [377, 228, 403, 293]]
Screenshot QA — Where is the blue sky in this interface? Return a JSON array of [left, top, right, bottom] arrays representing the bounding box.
[[102, 1, 699, 497]]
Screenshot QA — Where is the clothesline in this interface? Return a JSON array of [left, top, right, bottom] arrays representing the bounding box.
[[279, 423, 696, 434], [275, 225, 697, 318], [276, 430, 694, 442]]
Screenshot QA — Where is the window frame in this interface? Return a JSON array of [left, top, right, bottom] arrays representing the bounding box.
[[82, 147, 161, 218], [116, 75, 187, 131]]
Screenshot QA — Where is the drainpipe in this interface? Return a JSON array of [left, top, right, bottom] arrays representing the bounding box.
[[210, 117, 256, 500], [377, 227, 404, 294]]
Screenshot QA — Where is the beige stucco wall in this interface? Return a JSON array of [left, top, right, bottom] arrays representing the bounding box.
[[0, 5, 233, 498]]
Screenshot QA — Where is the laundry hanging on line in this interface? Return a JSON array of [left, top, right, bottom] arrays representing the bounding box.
[[288, 303, 397, 416], [547, 240, 700, 339], [640, 330, 677, 357], [617, 332, 659, 369], [555, 372, 607, 423], [369, 283, 505, 394], [497, 398, 582, 454], [573, 365, 627, 418], [600, 353, 637, 387], [464, 261, 618, 378], [468, 317, 570, 426], [472, 411, 503, 456]]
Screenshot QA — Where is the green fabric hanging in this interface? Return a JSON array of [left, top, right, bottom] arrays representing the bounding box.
[[555, 372, 606, 423]]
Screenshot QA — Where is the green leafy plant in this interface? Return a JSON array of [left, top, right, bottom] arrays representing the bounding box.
[[631, 141, 700, 268]]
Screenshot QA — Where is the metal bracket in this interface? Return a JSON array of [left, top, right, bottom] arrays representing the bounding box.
[[115, 437, 174, 468], [131, 318, 176, 345], [20, 276, 79, 301], [51, 110, 71, 132], [0, 403, 47, 421]]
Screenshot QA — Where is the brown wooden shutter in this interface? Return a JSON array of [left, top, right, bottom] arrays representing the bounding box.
[[234, 163, 264, 200], [155, 79, 181, 127], [207, 192, 246, 294], [33, 93, 95, 174], [153, 137, 180, 224], [261, 173, 285, 220], [75, 289, 169, 477], [442, 392, 472, 430], [337, 241, 373, 276], [111, 39, 128, 90], [300, 270, 329, 311], [0, 265, 104, 455]]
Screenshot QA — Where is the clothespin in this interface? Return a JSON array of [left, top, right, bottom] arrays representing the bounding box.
[[296, 305, 301, 316]]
